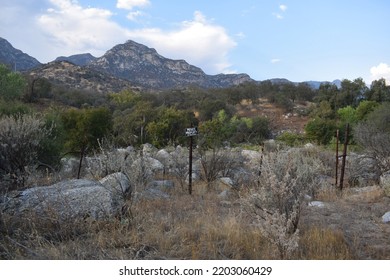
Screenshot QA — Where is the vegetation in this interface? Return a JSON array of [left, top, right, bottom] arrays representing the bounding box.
[[1, 62, 390, 260]]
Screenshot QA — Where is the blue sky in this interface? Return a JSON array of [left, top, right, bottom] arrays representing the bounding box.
[[1, 0, 389, 84]]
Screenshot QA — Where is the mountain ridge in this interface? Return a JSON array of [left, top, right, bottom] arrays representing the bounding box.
[[0, 37, 41, 71], [0, 37, 342, 91]]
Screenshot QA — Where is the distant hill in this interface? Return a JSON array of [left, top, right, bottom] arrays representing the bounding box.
[[89, 40, 253, 90], [27, 61, 136, 94], [0, 37, 41, 71], [55, 53, 96, 66]]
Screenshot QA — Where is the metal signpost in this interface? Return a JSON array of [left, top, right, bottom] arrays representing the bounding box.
[[185, 127, 198, 195]]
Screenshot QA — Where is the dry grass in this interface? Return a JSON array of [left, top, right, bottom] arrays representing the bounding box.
[[298, 226, 353, 259], [0, 182, 360, 260]]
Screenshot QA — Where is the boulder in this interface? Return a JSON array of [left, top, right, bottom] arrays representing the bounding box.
[[3, 173, 130, 220], [308, 201, 326, 208], [380, 171, 390, 197], [60, 157, 80, 178], [142, 143, 157, 156], [382, 212, 390, 223], [348, 154, 381, 187], [147, 180, 174, 190], [132, 157, 164, 173], [99, 172, 131, 194]]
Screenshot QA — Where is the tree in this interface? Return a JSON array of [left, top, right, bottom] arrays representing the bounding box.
[[146, 107, 196, 148], [0, 64, 27, 101], [113, 101, 155, 146], [61, 107, 112, 178], [315, 83, 339, 110], [367, 78, 390, 102], [305, 118, 336, 145], [338, 78, 367, 108]]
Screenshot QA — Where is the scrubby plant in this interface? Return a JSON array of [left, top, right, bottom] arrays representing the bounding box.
[[243, 148, 325, 259], [354, 103, 390, 173], [0, 114, 53, 189]]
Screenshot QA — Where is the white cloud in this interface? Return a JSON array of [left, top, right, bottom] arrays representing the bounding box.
[[116, 0, 150, 10], [37, 0, 129, 58], [273, 4, 288, 19], [370, 63, 390, 84], [279, 5, 288, 12], [126, 10, 145, 22], [271, 58, 281, 64], [1, 1, 236, 74], [126, 11, 237, 74]]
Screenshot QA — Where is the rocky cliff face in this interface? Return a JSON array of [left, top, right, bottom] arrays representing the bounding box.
[[0, 37, 41, 71], [28, 61, 135, 93], [89, 40, 253, 90]]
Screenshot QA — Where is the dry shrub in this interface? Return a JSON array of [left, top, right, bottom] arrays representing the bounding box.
[[242, 147, 326, 259], [0, 114, 53, 190], [298, 226, 353, 259]]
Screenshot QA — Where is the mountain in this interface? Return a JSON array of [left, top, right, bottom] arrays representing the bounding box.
[[305, 79, 342, 89], [89, 40, 253, 90], [55, 53, 96, 66], [28, 61, 135, 94], [0, 37, 41, 71]]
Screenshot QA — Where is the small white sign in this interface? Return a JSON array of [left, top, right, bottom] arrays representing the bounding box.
[[185, 127, 198, 137]]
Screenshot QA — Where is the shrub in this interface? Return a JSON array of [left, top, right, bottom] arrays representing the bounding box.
[[0, 114, 53, 189], [242, 148, 324, 259], [354, 103, 390, 173]]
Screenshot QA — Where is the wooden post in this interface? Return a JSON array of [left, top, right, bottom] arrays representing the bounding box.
[[339, 124, 349, 191], [335, 129, 339, 187], [188, 135, 193, 195], [77, 147, 86, 179]]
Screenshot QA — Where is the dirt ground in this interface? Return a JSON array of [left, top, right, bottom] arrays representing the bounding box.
[[300, 186, 390, 259]]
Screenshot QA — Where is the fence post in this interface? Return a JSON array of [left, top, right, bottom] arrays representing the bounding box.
[[335, 129, 339, 187], [188, 135, 193, 195], [339, 123, 349, 191]]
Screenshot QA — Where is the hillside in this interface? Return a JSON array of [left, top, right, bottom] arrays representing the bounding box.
[[27, 61, 136, 94]]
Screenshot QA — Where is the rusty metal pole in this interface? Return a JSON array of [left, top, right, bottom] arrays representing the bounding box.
[[339, 124, 349, 191], [188, 135, 193, 195], [335, 129, 339, 187]]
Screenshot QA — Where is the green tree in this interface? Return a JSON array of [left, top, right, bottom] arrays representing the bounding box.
[[355, 100, 379, 121], [61, 107, 113, 153], [113, 101, 155, 146], [146, 107, 196, 148], [367, 78, 390, 102], [338, 78, 367, 108], [305, 118, 337, 145], [0, 64, 27, 101]]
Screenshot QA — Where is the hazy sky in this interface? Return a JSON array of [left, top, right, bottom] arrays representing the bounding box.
[[1, 0, 389, 84]]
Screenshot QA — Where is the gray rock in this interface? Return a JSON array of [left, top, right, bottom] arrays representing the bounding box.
[[3, 175, 130, 220], [99, 172, 131, 194], [219, 177, 234, 187], [132, 157, 164, 173], [382, 212, 390, 223], [147, 180, 174, 190], [308, 201, 326, 208], [380, 171, 390, 197], [60, 157, 79, 177], [142, 143, 157, 156]]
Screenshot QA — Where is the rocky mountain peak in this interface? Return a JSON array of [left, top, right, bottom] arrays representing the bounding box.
[[0, 37, 41, 71], [55, 53, 96, 66]]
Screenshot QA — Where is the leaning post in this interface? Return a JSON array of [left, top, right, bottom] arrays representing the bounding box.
[[185, 126, 198, 195]]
